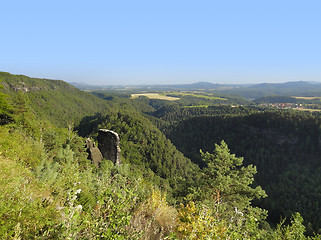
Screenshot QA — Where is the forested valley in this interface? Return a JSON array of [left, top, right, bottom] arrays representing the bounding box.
[[1, 71, 321, 239]]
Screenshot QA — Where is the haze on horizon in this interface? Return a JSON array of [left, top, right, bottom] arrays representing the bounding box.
[[1, 1, 321, 85]]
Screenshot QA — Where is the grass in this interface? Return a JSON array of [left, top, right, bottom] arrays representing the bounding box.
[[183, 105, 209, 108], [294, 108, 321, 112], [293, 96, 321, 100], [131, 93, 180, 101], [171, 92, 227, 100], [0, 155, 57, 238], [131, 92, 227, 101]]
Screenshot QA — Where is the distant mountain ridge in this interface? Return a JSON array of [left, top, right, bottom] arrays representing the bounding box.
[[2, 71, 321, 98], [237, 81, 321, 98], [69, 79, 320, 90], [250, 81, 321, 89], [69, 79, 321, 98]]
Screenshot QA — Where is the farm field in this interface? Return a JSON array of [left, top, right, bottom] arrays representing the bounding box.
[[293, 96, 321, 100], [182, 105, 209, 108], [171, 92, 227, 100], [294, 108, 321, 112], [131, 91, 228, 102], [131, 93, 180, 101]]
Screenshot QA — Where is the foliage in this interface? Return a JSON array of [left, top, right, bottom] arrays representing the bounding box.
[[77, 109, 199, 193], [152, 104, 257, 126], [165, 110, 321, 231], [0, 156, 58, 239], [1, 72, 321, 239], [270, 212, 321, 240], [130, 189, 177, 239], [176, 142, 268, 239], [176, 201, 225, 239], [0, 72, 110, 127], [0, 82, 13, 124], [200, 141, 267, 208], [0, 126, 46, 168]]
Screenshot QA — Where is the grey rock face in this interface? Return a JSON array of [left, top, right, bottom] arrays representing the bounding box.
[[98, 129, 121, 165], [85, 138, 103, 168]]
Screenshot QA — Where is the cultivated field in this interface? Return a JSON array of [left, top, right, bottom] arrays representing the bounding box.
[[173, 92, 227, 100], [294, 108, 321, 112], [293, 96, 321, 100], [131, 93, 180, 101]]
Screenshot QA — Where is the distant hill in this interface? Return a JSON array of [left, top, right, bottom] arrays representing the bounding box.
[[69, 81, 226, 91], [0, 71, 198, 190], [250, 81, 321, 91], [219, 81, 321, 98], [0, 72, 110, 127], [68, 82, 124, 90], [162, 81, 222, 90], [69, 80, 321, 98]]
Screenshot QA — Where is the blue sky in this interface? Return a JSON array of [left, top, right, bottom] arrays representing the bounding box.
[[1, 0, 321, 85]]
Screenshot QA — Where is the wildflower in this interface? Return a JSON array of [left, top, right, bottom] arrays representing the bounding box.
[[75, 189, 82, 194], [75, 205, 82, 211]]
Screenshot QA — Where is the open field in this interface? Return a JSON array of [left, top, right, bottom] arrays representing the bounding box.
[[172, 92, 227, 100], [131, 91, 228, 101], [182, 105, 209, 108], [293, 96, 321, 100], [131, 93, 180, 101], [294, 108, 321, 112]]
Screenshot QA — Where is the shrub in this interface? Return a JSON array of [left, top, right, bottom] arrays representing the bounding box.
[[0, 156, 58, 239], [130, 189, 177, 240]]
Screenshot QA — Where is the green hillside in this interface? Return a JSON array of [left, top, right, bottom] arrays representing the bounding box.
[[0, 72, 320, 239], [77, 110, 198, 191], [0, 72, 110, 127], [164, 110, 321, 232]]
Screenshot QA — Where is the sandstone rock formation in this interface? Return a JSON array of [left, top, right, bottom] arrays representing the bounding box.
[[85, 138, 103, 168], [98, 129, 121, 165]]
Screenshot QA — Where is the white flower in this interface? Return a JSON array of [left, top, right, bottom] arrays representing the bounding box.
[[235, 207, 244, 216], [75, 205, 82, 211]]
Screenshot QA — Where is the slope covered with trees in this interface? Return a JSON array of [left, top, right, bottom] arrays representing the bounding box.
[[77, 109, 199, 193], [163, 109, 321, 233], [1, 72, 320, 239], [0, 72, 110, 127]]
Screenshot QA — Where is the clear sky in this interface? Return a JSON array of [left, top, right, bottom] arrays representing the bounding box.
[[1, 0, 321, 85]]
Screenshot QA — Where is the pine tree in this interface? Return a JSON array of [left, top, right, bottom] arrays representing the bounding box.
[[201, 140, 267, 213]]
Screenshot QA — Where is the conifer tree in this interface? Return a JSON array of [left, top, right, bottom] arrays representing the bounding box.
[[201, 140, 267, 213]]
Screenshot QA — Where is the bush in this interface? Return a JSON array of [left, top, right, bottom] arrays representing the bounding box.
[[0, 156, 58, 239]]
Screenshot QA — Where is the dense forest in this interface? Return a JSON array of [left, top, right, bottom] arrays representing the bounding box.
[[163, 111, 321, 230], [1, 72, 321, 239]]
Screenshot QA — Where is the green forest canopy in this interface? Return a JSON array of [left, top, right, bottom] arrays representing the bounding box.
[[1, 72, 321, 239]]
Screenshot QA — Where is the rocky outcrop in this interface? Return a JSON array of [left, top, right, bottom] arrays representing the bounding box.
[[98, 129, 121, 165], [1, 78, 76, 92], [85, 138, 103, 168], [85, 129, 121, 167], [3, 81, 47, 92]]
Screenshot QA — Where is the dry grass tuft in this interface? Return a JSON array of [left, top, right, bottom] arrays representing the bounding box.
[[128, 189, 177, 239]]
